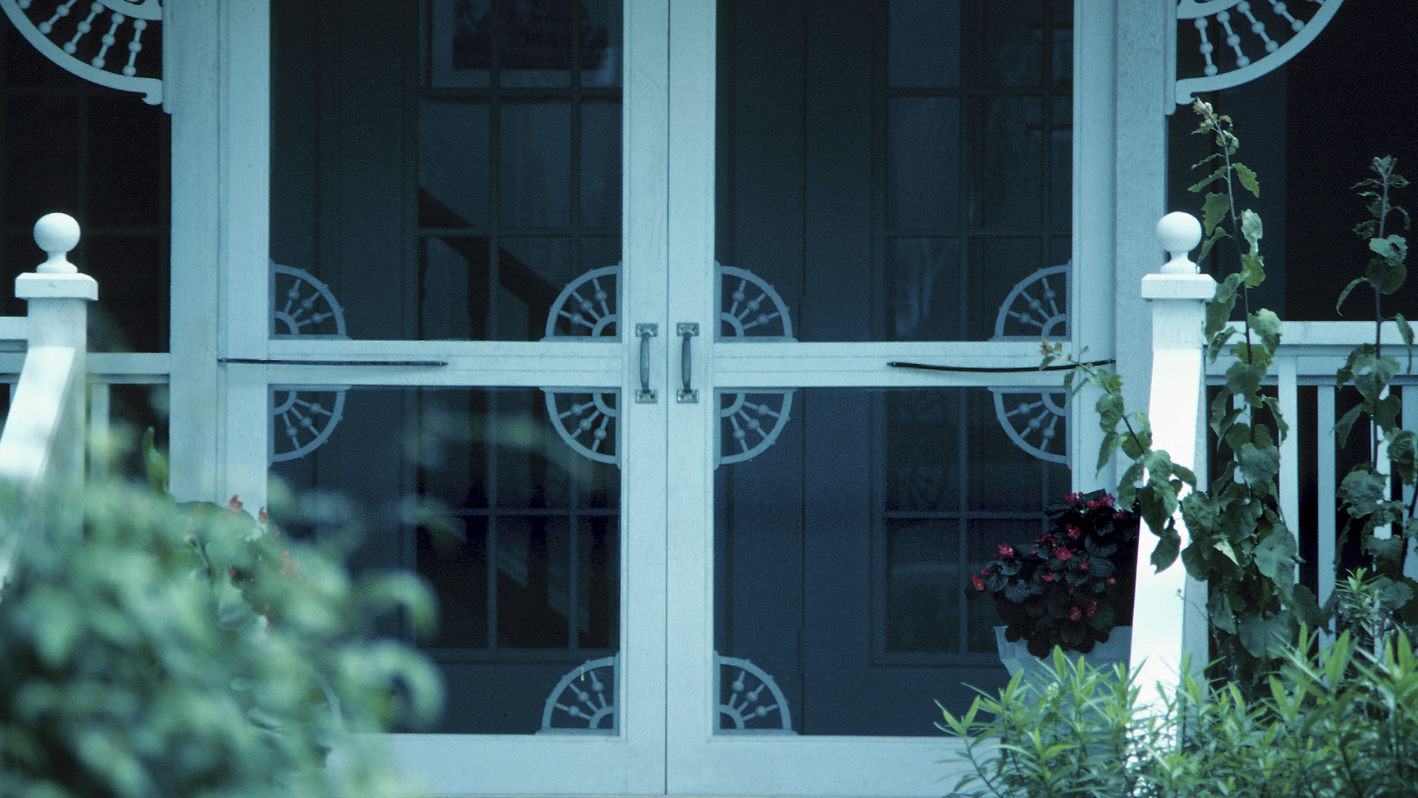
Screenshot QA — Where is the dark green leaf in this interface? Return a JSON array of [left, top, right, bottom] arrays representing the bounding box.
[[1236, 163, 1260, 198], [1199, 224, 1230, 263], [1150, 519, 1181, 572], [1239, 443, 1281, 484], [1201, 192, 1231, 237], [1097, 431, 1122, 474], [1187, 166, 1228, 193], [1338, 467, 1388, 516], [1334, 404, 1363, 449], [1238, 610, 1291, 659], [1253, 526, 1297, 581]]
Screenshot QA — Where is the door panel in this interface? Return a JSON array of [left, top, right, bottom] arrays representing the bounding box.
[[264, 0, 666, 792]]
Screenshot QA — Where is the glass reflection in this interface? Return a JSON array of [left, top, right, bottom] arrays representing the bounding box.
[[714, 387, 1068, 735], [270, 386, 619, 734]]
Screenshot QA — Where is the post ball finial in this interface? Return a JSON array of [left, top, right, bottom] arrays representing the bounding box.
[[33, 212, 81, 274], [1156, 212, 1202, 274]]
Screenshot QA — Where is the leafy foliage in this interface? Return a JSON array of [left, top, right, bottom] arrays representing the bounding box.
[[1330, 156, 1418, 621], [938, 627, 1418, 798], [968, 490, 1140, 657], [0, 433, 442, 798]]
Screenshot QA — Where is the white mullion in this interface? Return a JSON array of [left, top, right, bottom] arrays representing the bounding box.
[[664, 0, 718, 789], [166, 0, 223, 502], [611, 0, 671, 788], [215, 0, 272, 513]]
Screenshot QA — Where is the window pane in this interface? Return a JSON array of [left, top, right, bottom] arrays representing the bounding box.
[[714, 387, 1068, 735], [270, 386, 620, 734]]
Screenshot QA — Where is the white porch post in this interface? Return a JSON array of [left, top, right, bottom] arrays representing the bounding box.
[[1130, 212, 1212, 709], [167, 0, 271, 507], [1, 213, 98, 535]]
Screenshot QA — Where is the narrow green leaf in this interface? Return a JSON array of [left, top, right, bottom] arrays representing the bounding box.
[[1236, 162, 1260, 198], [1187, 166, 1228, 193], [1335, 277, 1368, 315], [1097, 431, 1122, 474], [1395, 312, 1414, 372]]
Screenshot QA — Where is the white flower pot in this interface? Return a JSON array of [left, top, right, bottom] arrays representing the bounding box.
[[994, 625, 1132, 680]]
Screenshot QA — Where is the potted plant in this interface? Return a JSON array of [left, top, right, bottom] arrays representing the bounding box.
[[968, 489, 1139, 670]]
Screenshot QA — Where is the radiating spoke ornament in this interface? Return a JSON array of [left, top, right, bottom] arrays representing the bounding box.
[[270, 260, 348, 463]]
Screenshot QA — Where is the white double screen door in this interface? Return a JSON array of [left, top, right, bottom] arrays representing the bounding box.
[[171, 0, 1114, 794]]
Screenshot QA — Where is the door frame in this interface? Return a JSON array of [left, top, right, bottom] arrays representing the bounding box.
[[163, 0, 1126, 794]]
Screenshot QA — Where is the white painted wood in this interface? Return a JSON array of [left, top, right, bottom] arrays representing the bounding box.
[[0, 346, 77, 487], [1072, 0, 1117, 492], [0, 317, 29, 342], [1317, 386, 1336, 639], [371, 2, 673, 793], [1407, 388, 1418, 581], [1113, 0, 1169, 469], [1278, 354, 1299, 580], [166, 0, 223, 503], [214, 0, 272, 513], [1130, 270, 1215, 712], [663, 0, 718, 791]]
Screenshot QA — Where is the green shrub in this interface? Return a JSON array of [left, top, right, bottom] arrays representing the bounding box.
[[0, 440, 441, 798], [939, 627, 1418, 798]]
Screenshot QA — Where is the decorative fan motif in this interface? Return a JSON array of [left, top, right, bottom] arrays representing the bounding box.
[[270, 260, 348, 463], [545, 391, 618, 465], [991, 263, 1068, 464], [539, 655, 617, 733], [1172, 0, 1344, 108], [542, 265, 621, 465], [717, 654, 793, 732], [542, 263, 797, 468], [717, 390, 794, 467], [993, 262, 1068, 340], [990, 390, 1068, 465], [1, 0, 163, 104], [716, 263, 796, 467]]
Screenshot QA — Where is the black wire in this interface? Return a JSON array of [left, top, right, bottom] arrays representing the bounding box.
[[218, 358, 449, 367], [887, 359, 1114, 374]]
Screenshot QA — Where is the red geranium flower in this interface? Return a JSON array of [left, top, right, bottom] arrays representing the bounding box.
[[998, 543, 1014, 558], [971, 575, 985, 591], [1069, 606, 1083, 621], [1055, 547, 1072, 561]]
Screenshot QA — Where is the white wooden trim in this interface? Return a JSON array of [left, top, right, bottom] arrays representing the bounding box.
[[664, 0, 719, 792], [0, 346, 77, 487], [1073, 0, 1117, 491], [166, 0, 222, 503]]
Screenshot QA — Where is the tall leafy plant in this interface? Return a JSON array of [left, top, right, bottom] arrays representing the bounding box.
[[1333, 156, 1417, 616], [1173, 100, 1315, 690]]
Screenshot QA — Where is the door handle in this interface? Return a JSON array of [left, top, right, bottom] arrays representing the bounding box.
[[677, 323, 699, 403], [636, 323, 657, 403]]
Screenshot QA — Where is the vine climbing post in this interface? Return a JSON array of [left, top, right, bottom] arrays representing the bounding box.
[[1130, 212, 1213, 711]]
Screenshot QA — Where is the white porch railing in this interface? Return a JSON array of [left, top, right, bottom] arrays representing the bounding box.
[[1131, 211, 1418, 704], [0, 213, 97, 579]]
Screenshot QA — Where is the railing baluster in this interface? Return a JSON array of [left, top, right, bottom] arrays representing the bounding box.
[[1278, 354, 1299, 581], [1317, 384, 1336, 639]]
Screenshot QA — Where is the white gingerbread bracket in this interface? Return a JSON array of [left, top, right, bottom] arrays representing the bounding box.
[[1168, 0, 1344, 112], [1, 0, 162, 105]]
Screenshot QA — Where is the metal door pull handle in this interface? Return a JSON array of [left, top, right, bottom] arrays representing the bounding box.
[[677, 323, 699, 403], [636, 323, 657, 403]]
